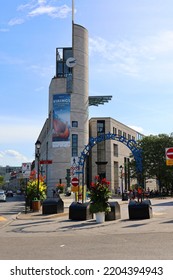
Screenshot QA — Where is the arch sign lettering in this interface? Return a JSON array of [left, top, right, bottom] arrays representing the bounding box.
[[78, 132, 142, 175]]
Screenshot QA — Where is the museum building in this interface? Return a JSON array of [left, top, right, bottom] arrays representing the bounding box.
[[36, 21, 143, 196]]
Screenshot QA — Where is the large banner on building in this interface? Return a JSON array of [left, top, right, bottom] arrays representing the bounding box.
[[52, 93, 70, 148]]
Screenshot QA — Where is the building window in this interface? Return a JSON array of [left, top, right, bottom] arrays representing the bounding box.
[[97, 120, 105, 162], [72, 121, 78, 127], [72, 134, 78, 157], [97, 121, 105, 135], [132, 136, 135, 141], [118, 129, 122, 136], [113, 127, 117, 134], [113, 144, 118, 157], [56, 47, 73, 78], [123, 132, 127, 138], [114, 161, 119, 192], [136, 133, 143, 140], [97, 120, 105, 133], [128, 134, 131, 140]]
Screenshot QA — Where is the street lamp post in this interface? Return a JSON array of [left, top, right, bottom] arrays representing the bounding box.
[[119, 165, 124, 200], [35, 140, 41, 199]]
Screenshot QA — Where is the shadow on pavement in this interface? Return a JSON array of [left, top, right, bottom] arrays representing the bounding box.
[[153, 201, 173, 207], [161, 219, 173, 224], [122, 223, 147, 228], [10, 220, 55, 227]]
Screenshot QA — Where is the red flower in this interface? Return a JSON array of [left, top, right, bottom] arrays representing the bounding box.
[[90, 182, 95, 187], [94, 175, 99, 180], [101, 178, 107, 183], [89, 175, 111, 214]]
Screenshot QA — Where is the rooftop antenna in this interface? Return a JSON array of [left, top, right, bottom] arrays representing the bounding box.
[[71, 0, 75, 49], [72, 0, 74, 24]]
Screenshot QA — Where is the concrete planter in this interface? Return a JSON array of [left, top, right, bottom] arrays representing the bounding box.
[[42, 198, 64, 215], [105, 201, 121, 221], [69, 202, 93, 220], [128, 200, 152, 220]]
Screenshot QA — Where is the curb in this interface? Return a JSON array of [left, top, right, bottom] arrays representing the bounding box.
[[17, 210, 69, 220], [0, 212, 21, 229]]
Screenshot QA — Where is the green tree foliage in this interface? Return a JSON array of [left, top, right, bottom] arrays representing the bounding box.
[[131, 134, 173, 192], [0, 175, 4, 187]]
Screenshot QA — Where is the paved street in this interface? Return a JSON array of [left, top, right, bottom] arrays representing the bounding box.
[[0, 196, 173, 260], [0, 194, 25, 227]]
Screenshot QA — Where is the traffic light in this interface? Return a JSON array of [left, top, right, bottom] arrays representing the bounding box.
[[66, 169, 71, 188]]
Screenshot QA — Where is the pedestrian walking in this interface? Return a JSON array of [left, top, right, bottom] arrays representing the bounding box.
[[137, 187, 143, 202]]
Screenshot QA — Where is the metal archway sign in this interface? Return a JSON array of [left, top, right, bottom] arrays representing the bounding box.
[[77, 132, 142, 195]]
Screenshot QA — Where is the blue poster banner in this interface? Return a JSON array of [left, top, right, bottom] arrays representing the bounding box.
[[52, 93, 71, 147]]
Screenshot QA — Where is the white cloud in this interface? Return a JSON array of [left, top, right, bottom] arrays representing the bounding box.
[[28, 4, 71, 18], [27, 64, 54, 77], [0, 116, 40, 166], [128, 125, 156, 136], [38, 0, 47, 5], [17, 2, 35, 12], [8, 0, 72, 26], [8, 18, 25, 26], [0, 150, 30, 167], [141, 30, 173, 55], [89, 37, 141, 77], [1, 150, 28, 161], [89, 30, 173, 80], [17, 0, 49, 12], [128, 125, 144, 134]]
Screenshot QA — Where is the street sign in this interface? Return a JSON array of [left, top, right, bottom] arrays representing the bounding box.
[[166, 148, 173, 159], [165, 148, 173, 166], [166, 160, 173, 166], [71, 177, 79, 186], [40, 160, 53, 164], [22, 162, 31, 178], [71, 186, 78, 192], [75, 171, 84, 174]]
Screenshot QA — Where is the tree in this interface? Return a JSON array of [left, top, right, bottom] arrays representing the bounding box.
[[0, 175, 4, 187], [130, 134, 173, 193]]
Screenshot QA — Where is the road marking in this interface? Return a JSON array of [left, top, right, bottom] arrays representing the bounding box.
[[0, 216, 7, 221]]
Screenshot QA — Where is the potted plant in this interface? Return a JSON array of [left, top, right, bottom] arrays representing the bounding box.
[[56, 183, 65, 194], [26, 172, 47, 211], [89, 176, 111, 223]]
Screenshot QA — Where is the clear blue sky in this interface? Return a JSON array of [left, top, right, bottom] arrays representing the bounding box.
[[1, 0, 173, 167]]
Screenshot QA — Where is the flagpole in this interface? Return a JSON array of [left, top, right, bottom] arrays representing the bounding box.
[[72, 0, 74, 23]]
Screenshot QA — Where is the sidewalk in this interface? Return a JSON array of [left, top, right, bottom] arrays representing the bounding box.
[[17, 195, 128, 221], [17, 195, 74, 220]]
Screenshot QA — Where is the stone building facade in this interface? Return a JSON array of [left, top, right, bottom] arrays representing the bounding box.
[[36, 23, 89, 196], [88, 117, 143, 193]]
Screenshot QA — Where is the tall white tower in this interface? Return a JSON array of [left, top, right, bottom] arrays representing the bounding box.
[[44, 22, 89, 192]]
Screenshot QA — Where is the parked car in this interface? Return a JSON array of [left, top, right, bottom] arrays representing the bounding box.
[[6, 190, 13, 197], [0, 190, 6, 202]]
